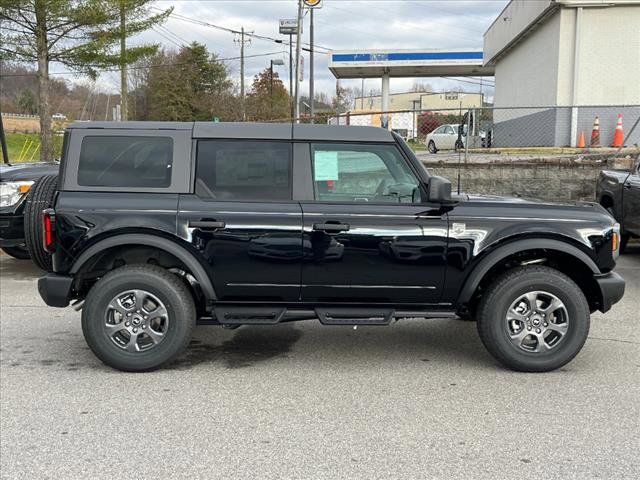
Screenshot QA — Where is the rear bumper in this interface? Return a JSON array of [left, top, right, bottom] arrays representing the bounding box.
[[595, 271, 625, 313], [38, 273, 73, 307]]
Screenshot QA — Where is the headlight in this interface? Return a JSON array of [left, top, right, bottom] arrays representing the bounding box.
[[0, 181, 34, 207]]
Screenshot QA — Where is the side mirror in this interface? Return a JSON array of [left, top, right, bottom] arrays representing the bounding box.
[[427, 176, 453, 204]]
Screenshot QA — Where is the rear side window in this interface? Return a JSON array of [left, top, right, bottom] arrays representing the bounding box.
[[196, 140, 292, 201], [78, 136, 173, 188]]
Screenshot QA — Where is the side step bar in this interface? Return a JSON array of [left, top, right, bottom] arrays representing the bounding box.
[[316, 308, 394, 325], [205, 305, 457, 326]]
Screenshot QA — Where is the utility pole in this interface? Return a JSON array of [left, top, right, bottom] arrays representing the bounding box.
[[235, 27, 250, 121], [119, 0, 128, 121], [294, 0, 303, 123], [0, 114, 9, 164], [309, 8, 314, 123], [289, 34, 293, 119]]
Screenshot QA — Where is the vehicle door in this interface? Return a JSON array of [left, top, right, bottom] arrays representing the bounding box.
[[429, 126, 446, 149], [623, 160, 640, 234], [177, 139, 302, 302], [442, 125, 458, 150], [299, 142, 448, 304]]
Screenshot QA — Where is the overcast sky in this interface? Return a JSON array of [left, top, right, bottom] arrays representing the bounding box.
[[97, 0, 508, 98]]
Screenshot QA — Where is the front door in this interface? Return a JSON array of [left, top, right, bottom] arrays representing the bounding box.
[[178, 139, 302, 302], [300, 142, 448, 304]]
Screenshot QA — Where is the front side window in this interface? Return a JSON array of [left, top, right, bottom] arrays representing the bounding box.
[[311, 143, 421, 203], [78, 136, 173, 188], [196, 140, 292, 201]]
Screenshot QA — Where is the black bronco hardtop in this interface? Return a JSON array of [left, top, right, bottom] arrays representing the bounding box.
[[35, 121, 625, 372]]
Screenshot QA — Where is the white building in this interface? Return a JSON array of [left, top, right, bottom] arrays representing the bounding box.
[[484, 0, 640, 146]]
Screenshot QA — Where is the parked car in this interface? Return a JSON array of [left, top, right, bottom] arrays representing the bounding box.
[[0, 162, 58, 259], [425, 124, 487, 153], [597, 157, 640, 253], [36, 121, 624, 372]]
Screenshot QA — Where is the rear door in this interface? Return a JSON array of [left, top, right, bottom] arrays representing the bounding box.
[[177, 139, 302, 302], [299, 142, 448, 305]]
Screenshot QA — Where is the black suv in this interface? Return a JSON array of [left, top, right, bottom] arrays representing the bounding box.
[[36, 122, 625, 372]]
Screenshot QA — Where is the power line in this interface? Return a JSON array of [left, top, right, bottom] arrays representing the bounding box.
[[0, 51, 286, 77]]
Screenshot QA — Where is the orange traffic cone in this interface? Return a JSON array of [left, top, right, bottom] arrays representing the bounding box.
[[590, 116, 601, 147], [611, 114, 624, 147], [577, 129, 586, 148]]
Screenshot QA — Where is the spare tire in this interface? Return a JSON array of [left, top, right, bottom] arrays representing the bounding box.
[[24, 175, 58, 271]]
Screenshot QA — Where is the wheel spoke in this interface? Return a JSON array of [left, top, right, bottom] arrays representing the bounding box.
[[542, 297, 565, 315], [125, 332, 140, 352], [507, 310, 528, 322], [147, 303, 167, 321], [509, 329, 529, 347], [105, 322, 127, 335], [534, 335, 549, 352], [524, 291, 539, 309], [145, 327, 164, 345], [546, 322, 568, 335], [108, 299, 128, 317], [134, 290, 148, 312]]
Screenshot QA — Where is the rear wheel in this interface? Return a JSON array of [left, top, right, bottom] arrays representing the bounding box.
[[24, 175, 58, 271], [477, 266, 590, 372], [81, 264, 196, 372], [428, 140, 437, 154], [1, 245, 30, 260]]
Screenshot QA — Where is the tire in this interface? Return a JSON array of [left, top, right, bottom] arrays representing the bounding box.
[[477, 266, 590, 372], [454, 139, 464, 151], [24, 175, 58, 271], [428, 140, 437, 154], [82, 264, 196, 372], [1, 245, 31, 260]]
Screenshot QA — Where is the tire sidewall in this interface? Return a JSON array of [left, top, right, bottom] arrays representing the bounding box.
[[82, 268, 194, 371], [428, 140, 437, 154], [479, 270, 590, 371]]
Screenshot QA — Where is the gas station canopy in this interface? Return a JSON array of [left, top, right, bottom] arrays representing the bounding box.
[[328, 49, 494, 79]]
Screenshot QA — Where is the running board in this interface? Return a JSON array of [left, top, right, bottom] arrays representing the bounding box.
[[316, 308, 394, 325], [213, 306, 286, 325]]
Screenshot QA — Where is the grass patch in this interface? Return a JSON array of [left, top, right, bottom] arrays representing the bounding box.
[[4, 132, 62, 163]]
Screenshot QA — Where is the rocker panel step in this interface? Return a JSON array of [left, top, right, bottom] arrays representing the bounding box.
[[315, 308, 395, 325], [213, 306, 286, 325]]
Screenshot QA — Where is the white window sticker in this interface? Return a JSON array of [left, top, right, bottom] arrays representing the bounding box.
[[314, 151, 339, 181]]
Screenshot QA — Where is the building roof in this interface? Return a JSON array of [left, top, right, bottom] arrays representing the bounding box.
[[329, 49, 494, 79]]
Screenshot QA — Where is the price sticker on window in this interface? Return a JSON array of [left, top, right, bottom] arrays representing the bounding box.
[[314, 151, 339, 181]]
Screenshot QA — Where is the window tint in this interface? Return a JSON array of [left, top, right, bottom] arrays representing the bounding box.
[[196, 140, 291, 201], [78, 136, 173, 188], [433, 126, 445, 134], [311, 143, 421, 203], [444, 126, 455, 134]]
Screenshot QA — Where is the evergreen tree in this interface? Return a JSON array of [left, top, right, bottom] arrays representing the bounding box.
[[246, 68, 290, 121]]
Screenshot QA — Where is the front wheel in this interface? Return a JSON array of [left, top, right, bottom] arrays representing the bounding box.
[[427, 140, 437, 154], [82, 264, 196, 372], [477, 266, 590, 372]]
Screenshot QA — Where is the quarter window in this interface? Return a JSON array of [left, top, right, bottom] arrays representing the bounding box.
[[196, 140, 292, 201], [311, 143, 421, 203], [78, 136, 173, 188]]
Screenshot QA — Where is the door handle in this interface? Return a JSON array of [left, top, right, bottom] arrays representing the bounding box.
[[189, 220, 226, 230], [313, 222, 350, 233]]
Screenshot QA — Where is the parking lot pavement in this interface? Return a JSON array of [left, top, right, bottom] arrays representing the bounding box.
[[1, 250, 639, 480]]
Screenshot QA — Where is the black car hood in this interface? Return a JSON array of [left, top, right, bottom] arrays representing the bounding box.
[[463, 193, 596, 208], [0, 162, 59, 182]]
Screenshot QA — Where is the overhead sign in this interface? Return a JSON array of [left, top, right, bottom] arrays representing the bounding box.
[[303, 0, 323, 8], [279, 19, 299, 35]]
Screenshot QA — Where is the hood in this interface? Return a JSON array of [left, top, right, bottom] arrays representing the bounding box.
[[0, 162, 59, 182], [458, 193, 612, 221]]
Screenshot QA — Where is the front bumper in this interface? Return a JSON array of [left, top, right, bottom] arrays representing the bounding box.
[[38, 273, 74, 307], [0, 213, 26, 247], [595, 271, 625, 313]]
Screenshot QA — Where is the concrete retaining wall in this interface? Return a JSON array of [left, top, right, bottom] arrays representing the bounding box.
[[424, 157, 635, 202]]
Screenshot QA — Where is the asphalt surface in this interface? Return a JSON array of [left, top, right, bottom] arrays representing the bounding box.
[[1, 248, 639, 480]]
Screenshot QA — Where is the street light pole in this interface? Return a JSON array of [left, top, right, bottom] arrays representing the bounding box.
[[270, 60, 274, 119], [294, 0, 303, 123], [309, 8, 314, 123], [289, 34, 293, 120]]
